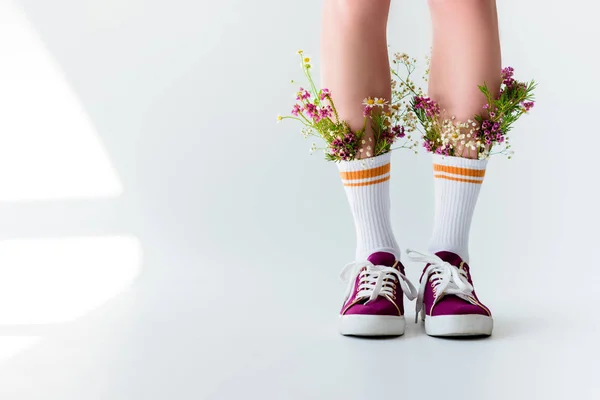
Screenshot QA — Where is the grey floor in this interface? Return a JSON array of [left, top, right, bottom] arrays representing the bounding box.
[[0, 245, 597, 399]]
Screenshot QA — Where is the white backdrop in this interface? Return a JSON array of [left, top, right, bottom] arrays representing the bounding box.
[[0, 0, 598, 398]]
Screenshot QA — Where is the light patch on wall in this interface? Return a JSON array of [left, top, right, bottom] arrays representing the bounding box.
[[0, 1, 122, 201], [0, 236, 142, 325], [0, 336, 41, 365]]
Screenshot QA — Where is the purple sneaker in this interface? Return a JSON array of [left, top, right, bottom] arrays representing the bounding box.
[[407, 249, 493, 337], [339, 252, 417, 336]]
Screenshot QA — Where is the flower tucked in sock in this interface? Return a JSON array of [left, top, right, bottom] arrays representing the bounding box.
[[429, 154, 487, 262], [337, 152, 399, 261]]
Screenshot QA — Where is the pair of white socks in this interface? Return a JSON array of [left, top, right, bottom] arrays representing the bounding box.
[[338, 152, 487, 262]]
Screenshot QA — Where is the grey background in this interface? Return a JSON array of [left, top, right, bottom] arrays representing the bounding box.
[[0, 0, 597, 398]]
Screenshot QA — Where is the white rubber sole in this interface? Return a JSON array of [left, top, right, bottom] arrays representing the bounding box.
[[339, 315, 406, 337], [424, 314, 493, 337]]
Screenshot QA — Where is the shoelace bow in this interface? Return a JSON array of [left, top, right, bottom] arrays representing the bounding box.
[[340, 261, 417, 304], [406, 249, 476, 322]]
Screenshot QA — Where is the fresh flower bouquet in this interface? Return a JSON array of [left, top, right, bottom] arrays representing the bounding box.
[[279, 50, 536, 161], [278, 50, 418, 162], [407, 65, 536, 159]]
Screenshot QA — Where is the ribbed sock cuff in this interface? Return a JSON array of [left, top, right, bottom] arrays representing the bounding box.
[[337, 152, 391, 188], [432, 154, 488, 183]]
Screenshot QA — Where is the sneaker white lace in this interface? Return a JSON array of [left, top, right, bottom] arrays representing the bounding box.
[[340, 261, 417, 304], [406, 249, 475, 321]]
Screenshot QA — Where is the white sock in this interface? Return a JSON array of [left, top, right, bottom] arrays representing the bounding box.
[[428, 154, 488, 262], [338, 152, 400, 261]]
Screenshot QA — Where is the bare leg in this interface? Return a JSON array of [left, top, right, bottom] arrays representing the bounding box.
[[323, 1, 408, 337], [321, 0, 391, 159], [427, 0, 502, 158], [420, 0, 501, 338]]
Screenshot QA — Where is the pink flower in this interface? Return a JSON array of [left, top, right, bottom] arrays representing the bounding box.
[[501, 66, 515, 87], [522, 101, 535, 112], [320, 88, 331, 100], [291, 104, 301, 116], [319, 105, 333, 119], [304, 103, 319, 121], [413, 96, 440, 118], [432, 144, 450, 156], [363, 105, 374, 117], [296, 87, 311, 101], [392, 125, 405, 138], [423, 140, 433, 152]]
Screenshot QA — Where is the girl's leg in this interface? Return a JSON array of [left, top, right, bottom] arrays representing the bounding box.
[[427, 0, 501, 260], [321, 0, 398, 261], [428, 0, 501, 158], [323, 1, 410, 337], [420, 0, 501, 337], [321, 0, 391, 158]]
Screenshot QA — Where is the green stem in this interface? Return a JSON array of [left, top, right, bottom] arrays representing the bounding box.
[[327, 96, 340, 124], [391, 70, 420, 97], [298, 113, 314, 127], [299, 54, 319, 100], [281, 116, 311, 127]]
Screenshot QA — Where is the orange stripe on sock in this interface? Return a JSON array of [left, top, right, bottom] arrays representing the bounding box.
[[340, 163, 390, 181], [434, 174, 483, 184], [433, 164, 486, 178], [344, 175, 390, 187]]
